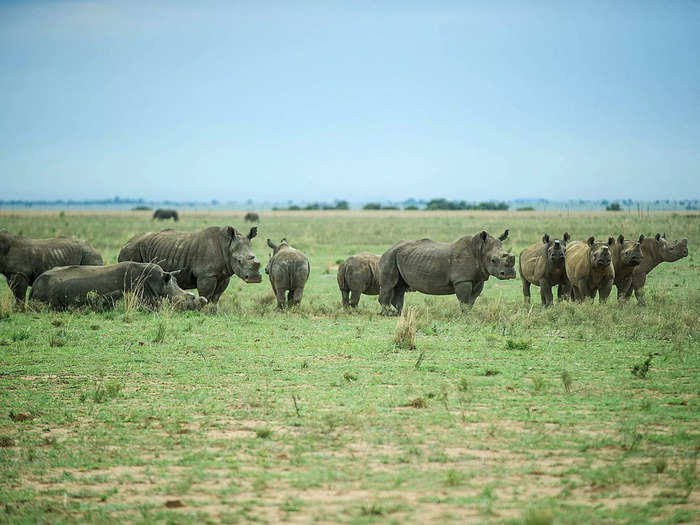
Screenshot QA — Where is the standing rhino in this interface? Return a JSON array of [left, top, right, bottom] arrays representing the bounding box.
[[0, 230, 103, 305], [265, 238, 310, 309], [244, 212, 259, 222], [625, 233, 688, 305], [153, 209, 179, 221], [519, 233, 571, 306], [29, 262, 207, 311], [611, 234, 644, 301], [378, 230, 516, 315], [337, 253, 380, 308], [564, 237, 615, 302], [118, 226, 261, 303]]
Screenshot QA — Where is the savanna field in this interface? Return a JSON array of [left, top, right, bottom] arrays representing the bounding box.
[[0, 210, 698, 524]]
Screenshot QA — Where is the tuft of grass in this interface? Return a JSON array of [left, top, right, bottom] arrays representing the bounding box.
[[444, 469, 465, 487], [343, 371, 358, 382], [83, 380, 122, 404], [0, 288, 14, 319], [505, 338, 532, 350], [11, 328, 30, 342], [48, 331, 66, 348], [523, 507, 554, 525], [485, 369, 500, 376], [393, 306, 417, 350], [652, 457, 667, 474], [531, 375, 547, 393], [561, 370, 572, 393], [121, 291, 141, 320], [359, 503, 385, 516], [153, 319, 167, 343], [632, 354, 654, 379], [0, 436, 15, 447], [255, 428, 272, 439], [403, 397, 427, 409]]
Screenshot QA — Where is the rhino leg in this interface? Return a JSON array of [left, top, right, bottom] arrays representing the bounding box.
[[289, 287, 304, 306], [470, 281, 484, 305], [599, 278, 613, 303], [210, 277, 230, 304], [8, 274, 29, 307], [378, 256, 400, 315], [455, 281, 474, 310], [349, 289, 362, 308], [340, 288, 350, 308], [196, 275, 219, 302], [522, 279, 531, 304], [557, 282, 571, 302], [539, 281, 553, 307], [275, 287, 287, 309], [634, 286, 646, 306]]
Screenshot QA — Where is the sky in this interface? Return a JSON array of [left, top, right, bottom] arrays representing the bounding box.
[[1, 0, 699, 203]]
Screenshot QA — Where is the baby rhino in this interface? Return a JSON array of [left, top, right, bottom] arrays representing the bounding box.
[[565, 236, 615, 302], [519, 233, 570, 306], [265, 239, 310, 309], [337, 253, 380, 308]]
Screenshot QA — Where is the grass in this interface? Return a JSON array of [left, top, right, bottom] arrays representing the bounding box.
[[0, 210, 698, 523]]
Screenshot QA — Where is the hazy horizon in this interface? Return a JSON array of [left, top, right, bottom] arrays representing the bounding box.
[[2, 1, 699, 202]]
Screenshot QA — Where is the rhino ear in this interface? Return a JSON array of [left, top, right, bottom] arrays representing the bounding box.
[[163, 272, 172, 283], [563, 232, 570, 243], [638, 234, 645, 243], [542, 233, 550, 244], [479, 231, 488, 243], [247, 227, 257, 240], [267, 238, 277, 250], [607, 236, 615, 246], [226, 226, 237, 239], [587, 236, 595, 246], [498, 229, 509, 241], [617, 234, 624, 244], [662, 233, 667, 239], [655, 233, 661, 242]]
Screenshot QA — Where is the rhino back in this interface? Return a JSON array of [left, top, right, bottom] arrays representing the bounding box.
[[519, 244, 547, 285], [564, 242, 590, 283], [30, 264, 127, 307], [395, 240, 456, 295], [270, 249, 309, 288], [340, 253, 379, 293], [17, 238, 96, 282]]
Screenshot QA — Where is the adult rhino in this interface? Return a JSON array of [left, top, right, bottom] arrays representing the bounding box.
[[0, 230, 103, 305], [153, 209, 179, 221], [265, 238, 310, 309], [378, 230, 516, 315], [519, 233, 571, 306], [29, 262, 207, 311], [337, 253, 380, 308], [118, 226, 261, 303], [244, 212, 259, 222], [565, 237, 615, 302], [624, 233, 688, 305], [611, 234, 644, 301]]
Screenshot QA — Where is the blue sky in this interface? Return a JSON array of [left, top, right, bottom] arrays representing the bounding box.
[[1, 0, 698, 202]]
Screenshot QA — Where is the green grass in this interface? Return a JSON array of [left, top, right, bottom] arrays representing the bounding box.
[[0, 210, 698, 523]]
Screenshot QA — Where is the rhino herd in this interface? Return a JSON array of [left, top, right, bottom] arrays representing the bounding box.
[[0, 226, 689, 313]]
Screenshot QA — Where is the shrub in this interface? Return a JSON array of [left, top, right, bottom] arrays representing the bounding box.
[[393, 307, 417, 349]]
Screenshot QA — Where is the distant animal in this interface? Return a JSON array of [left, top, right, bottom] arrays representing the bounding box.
[[611, 234, 644, 301], [378, 230, 516, 315], [0, 230, 103, 305], [117, 226, 261, 303], [337, 253, 380, 308], [244, 212, 259, 222], [564, 237, 615, 302], [29, 262, 207, 311], [625, 233, 688, 305], [265, 238, 310, 309], [519, 233, 571, 306], [152, 209, 179, 221]]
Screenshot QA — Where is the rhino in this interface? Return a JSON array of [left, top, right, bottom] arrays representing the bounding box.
[[337, 253, 380, 308], [378, 230, 516, 315], [265, 238, 310, 309], [623, 233, 688, 305], [29, 262, 207, 311], [564, 237, 615, 302], [611, 234, 644, 301], [118, 226, 261, 303], [0, 230, 103, 305], [153, 209, 179, 221], [519, 233, 571, 306], [244, 212, 259, 222]]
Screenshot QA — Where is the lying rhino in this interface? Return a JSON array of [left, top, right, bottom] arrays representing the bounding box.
[[519, 233, 571, 306], [118, 226, 261, 303], [378, 230, 516, 315], [564, 237, 615, 302], [153, 209, 179, 221], [265, 238, 310, 309], [337, 253, 380, 308], [0, 230, 103, 305], [29, 262, 207, 311], [624, 233, 688, 305], [611, 234, 644, 301]]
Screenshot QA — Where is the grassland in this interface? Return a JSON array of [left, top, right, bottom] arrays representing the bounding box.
[[0, 210, 698, 524]]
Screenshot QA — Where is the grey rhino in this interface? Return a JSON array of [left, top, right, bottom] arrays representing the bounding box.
[[29, 262, 207, 311], [564, 236, 615, 302], [519, 233, 571, 306], [625, 233, 688, 305], [0, 230, 103, 305], [265, 238, 310, 309], [153, 209, 179, 221], [118, 226, 261, 303], [378, 230, 516, 315], [611, 234, 644, 301], [337, 253, 380, 308], [244, 212, 259, 222]]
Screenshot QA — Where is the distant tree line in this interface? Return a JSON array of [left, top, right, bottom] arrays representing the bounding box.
[[424, 199, 509, 211], [273, 200, 350, 211]]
